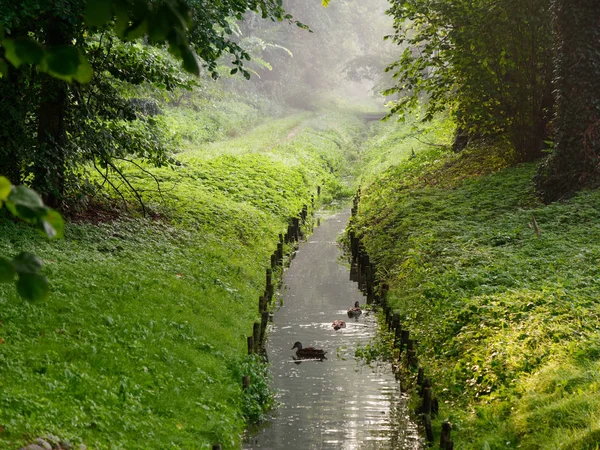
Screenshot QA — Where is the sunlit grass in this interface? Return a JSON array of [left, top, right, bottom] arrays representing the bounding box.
[[352, 118, 600, 449], [0, 104, 367, 448]]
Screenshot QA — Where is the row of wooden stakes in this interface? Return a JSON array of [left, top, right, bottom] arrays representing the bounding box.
[[348, 190, 454, 449], [245, 199, 314, 357]]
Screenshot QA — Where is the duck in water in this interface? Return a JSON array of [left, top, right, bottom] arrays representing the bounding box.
[[291, 341, 327, 359], [347, 301, 362, 318], [332, 320, 346, 330]]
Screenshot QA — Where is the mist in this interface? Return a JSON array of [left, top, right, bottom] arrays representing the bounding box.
[[232, 0, 397, 112]]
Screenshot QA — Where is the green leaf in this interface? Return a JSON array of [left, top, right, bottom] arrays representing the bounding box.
[[6, 185, 45, 220], [0, 176, 11, 202], [41, 209, 64, 239], [44, 46, 81, 80], [322, 0, 330, 6], [12, 252, 43, 275], [2, 38, 45, 68], [85, 0, 114, 27], [0, 258, 16, 283], [181, 46, 200, 76], [73, 54, 93, 83], [17, 273, 49, 301]]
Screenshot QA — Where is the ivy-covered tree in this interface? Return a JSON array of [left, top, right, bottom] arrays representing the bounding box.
[[535, 0, 600, 201], [385, 0, 553, 162]]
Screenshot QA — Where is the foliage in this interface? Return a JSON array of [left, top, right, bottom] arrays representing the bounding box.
[[0, 0, 305, 205], [0, 111, 366, 449], [385, 0, 553, 162], [230, 355, 276, 422], [0, 177, 63, 301], [352, 118, 600, 448]]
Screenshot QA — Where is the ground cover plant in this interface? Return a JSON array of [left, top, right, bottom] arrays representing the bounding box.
[[352, 119, 600, 449], [0, 109, 365, 449]]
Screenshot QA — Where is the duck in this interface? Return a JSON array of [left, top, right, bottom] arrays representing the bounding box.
[[291, 341, 327, 359], [347, 301, 362, 318], [332, 320, 346, 330]]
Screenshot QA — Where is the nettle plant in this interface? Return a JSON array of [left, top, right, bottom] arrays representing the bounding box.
[[0, 176, 63, 301]]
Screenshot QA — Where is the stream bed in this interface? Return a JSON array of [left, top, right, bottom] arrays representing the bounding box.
[[244, 209, 423, 450]]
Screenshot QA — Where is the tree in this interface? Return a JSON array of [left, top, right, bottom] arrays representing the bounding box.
[[535, 0, 600, 201], [0, 0, 301, 206], [385, 0, 553, 162]]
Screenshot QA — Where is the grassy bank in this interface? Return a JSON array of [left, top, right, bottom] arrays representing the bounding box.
[[0, 109, 365, 449], [352, 118, 600, 449]]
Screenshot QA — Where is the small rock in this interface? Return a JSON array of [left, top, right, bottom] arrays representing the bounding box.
[[78, 445, 87, 450], [59, 440, 73, 450], [43, 435, 61, 446], [34, 439, 52, 450], [19, 445, 45, 450]]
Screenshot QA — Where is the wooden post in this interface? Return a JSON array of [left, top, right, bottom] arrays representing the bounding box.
[[422, 387, 432, 414], [279, 233, 283, 243], [212, 445, 222, 450], [266, 268, 272, 293], [365, 265, 372, 296], [292, 217, 300, 241], [349, 263, 358, 282], [380, 282, 389, 300], [259, 295, 266, 313], [253, 322, 261, 352], [242, 376, 250, 390], [277, 243, 283, 263], [400, 329, 410, 352], [417, 367, 424, 386], [317, 185, 321, 196], [247, 336, 254, 354], [392, 313, 400, 333], [447, 442, 454, 450], [407, 350, 417, 368], [440, 421, 452, 449], [260, 311, 269, 343], [271, 253, 277, 268], [394, 325, 402, 349], [423, 414, 434, 444]]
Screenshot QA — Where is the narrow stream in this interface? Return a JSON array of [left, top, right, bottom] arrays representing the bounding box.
[[244, 209, 423, 449]]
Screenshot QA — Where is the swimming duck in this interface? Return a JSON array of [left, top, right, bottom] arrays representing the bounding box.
[[332, 320, 346, 330], [347, 301, 362, 318], [291, 341, 327, 359]]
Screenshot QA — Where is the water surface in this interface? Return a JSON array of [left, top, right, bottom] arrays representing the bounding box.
[[245, 209, 423, 450]]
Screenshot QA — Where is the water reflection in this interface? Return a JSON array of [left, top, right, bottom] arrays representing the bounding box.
[[244, 210, 423, 450]]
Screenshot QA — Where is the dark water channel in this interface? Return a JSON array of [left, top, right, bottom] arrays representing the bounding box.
[[244, 210, 423, 450]]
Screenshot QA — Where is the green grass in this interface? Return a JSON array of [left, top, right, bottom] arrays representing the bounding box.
[[352, 117, 600, 449], [0, 107, 367, 449]]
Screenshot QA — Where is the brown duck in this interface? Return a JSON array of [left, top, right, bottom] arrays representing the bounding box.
[[347, 301, 362, 318], [332, 320, 346, 330], [291, 341, 327, 359]]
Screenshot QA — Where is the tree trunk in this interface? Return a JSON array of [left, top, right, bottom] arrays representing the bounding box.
[[0, 66, 24, 184], [536, 0, 600, 202], [33, 18, 70, 208]]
